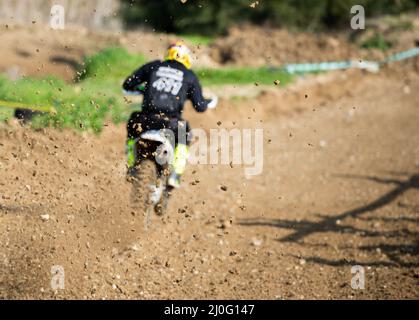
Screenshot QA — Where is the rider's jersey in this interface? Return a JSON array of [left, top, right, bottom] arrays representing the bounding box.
[[123, 60, 208, 118]]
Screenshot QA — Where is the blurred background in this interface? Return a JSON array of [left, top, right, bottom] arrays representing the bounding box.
[[1, 0, 419, 33], [0, 0, 418, 130]]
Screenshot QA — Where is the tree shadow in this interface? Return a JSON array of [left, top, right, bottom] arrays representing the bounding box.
[[295, 240, 419, 268], [239, 217, 417, 239], [238, 172, 419, 267], [240, 173, 419, 242], [357, 215, 419, 224]]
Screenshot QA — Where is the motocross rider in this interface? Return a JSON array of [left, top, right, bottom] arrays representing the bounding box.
[[122, 41, 217, 189]]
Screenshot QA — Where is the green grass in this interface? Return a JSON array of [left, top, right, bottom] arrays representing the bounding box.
[[178, 34, 214, 46], [197, 67, 292, 86], [78, 47, 147, 81], [0, 76, 127, 132], [361, 33, 393, 52], [79, 47, 292, 86], [0, 48, 144, 132], [0, 107, 13, 122], [0, 47, 293, 132]]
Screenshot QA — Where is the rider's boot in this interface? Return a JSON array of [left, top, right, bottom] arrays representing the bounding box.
[[155, 185, 172, 215], [168, 172, 181, 189], [167, 143, 189, 189]]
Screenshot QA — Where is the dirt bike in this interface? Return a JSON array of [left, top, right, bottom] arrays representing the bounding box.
[[129, 127, 175, 226], [124, 87, 217, 228]]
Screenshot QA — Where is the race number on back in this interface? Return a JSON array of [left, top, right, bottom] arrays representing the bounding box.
[[152, 67, 184, 95]]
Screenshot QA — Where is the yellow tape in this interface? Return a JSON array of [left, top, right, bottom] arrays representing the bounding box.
[[0, 100, 56, 113]]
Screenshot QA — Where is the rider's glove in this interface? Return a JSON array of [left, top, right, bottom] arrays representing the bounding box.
[[206, 95, 218, 109]]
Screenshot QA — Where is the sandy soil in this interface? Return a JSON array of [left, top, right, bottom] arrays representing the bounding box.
[[2, 16, 418, 83], [0, 24, 214, 82], [0, 64, 418, 299], [210, 20, 419, 66]]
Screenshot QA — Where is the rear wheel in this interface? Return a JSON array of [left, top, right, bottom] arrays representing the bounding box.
[[154, 186, 172, 216], [131, 160, 157, 228]]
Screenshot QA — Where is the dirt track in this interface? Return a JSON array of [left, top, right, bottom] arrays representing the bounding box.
[[0, 64, 418, 299], [0, 24, 214, 82]]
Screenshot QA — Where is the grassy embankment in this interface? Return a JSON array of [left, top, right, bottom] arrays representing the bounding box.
[[0, 47, 292, 132]]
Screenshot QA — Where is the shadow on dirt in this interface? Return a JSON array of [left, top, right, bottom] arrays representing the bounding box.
[[239, 172, 419, 267], [49, 55, 82, 71], [293, 240, 419, 268], [0, 203, 46, 214]]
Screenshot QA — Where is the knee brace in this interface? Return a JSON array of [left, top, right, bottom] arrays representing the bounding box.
[[126, 138, 136, 168], [172, 143, 189, 175]]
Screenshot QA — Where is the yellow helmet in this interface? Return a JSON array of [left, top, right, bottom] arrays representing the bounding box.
[[165, 41, 193, 69]]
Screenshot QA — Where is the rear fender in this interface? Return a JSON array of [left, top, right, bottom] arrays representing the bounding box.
[[140, 130, 175, 166]]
